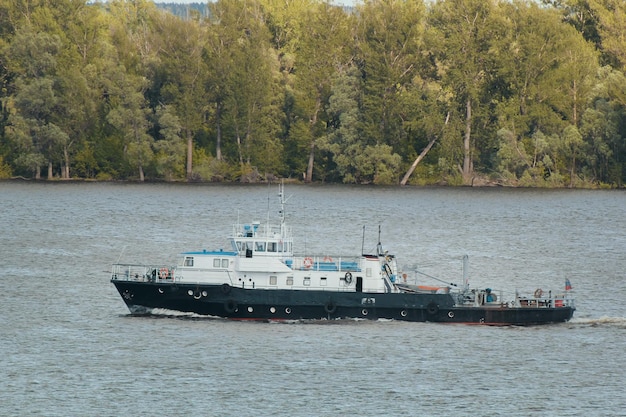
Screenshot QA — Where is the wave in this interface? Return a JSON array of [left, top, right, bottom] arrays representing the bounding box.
[[123, 309, 626, 328], [127, 308, 224, 320], [568, 316, 626, 328]]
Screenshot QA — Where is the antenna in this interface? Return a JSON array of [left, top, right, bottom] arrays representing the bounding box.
[[463, 254, 469, 291], [377, 224, 383, 256], [266, 181, 271, 225], [361, 225, 365, 255], [277, 181, 291, 229], [116, 245, 127, 264]]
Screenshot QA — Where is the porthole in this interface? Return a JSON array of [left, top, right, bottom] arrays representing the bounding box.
[[400, 310, 407, 317], [187, 290, 193, 296], [361, 309, 368, 316], [285, 307, 292, 314], [247, 306, 254, 313], [270, 307, 276, 313]]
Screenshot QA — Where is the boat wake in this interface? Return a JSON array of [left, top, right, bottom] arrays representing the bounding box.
[[124, 308, 225, 321], [568, 316, 626, 328], [122, 309, 395, 325]]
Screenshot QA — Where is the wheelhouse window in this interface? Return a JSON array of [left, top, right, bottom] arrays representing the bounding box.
[[184, 257, 194, 267], [267, 242, 277, 252], [286, 276, 294, 286], [222, 259, 229, 268], [255, 242, 266, 252], [269, 275, 277, 285]]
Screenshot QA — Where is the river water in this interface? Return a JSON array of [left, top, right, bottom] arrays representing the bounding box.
[[1, 182, 624, 416]]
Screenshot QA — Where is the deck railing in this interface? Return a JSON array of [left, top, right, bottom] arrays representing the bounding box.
[[111, 264, 175, 283], [285, 256, 361, 272]]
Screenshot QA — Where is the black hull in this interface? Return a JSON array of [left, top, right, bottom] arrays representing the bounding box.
[[112, 281, 575, 325]]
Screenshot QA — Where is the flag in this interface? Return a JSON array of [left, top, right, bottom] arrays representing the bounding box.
[[565, 279, 573, 291]]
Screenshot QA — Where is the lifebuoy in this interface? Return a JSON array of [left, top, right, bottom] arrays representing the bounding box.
[[224, 299, 237, 313], [534, 288, 543, 298], [344, 272, 353, 284], [159, 268, 168, 279], [426, 302, 439, 315], [303, 257, 313, 269], [323, 256, 333, 262], [324, 301, 337, 314]]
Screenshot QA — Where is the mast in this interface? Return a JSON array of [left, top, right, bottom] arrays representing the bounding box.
[[377, 225, 384, 256], [463, 254, 469, 292], [361, 226, 365, 255], [278, 182, 286, 231], [277, 181, 291, 236]]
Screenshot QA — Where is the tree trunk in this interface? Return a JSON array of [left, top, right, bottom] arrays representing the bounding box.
[[401, 138, 437, 186], [215, 101, 222, 161], [305, 97, 322, 183], [48, 162, 53, 179], [401, 112, 449, 185], [305, 142, 315, 183], [569, 154, 576, 188], [63, 147, 70, 179], [462, 97, 473, 184], [139, 165, 145, 182], [186, 129, 193, 180]]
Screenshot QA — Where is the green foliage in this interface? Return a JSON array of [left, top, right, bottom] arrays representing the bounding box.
[[0, 155, 11, 179], [0, 0, 624, 187]]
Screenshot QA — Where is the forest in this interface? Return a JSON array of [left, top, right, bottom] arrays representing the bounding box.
[[0, 0, 625, 187]]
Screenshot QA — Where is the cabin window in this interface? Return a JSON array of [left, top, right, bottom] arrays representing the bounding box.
[[304, 277, 311, 286], [286, 276, 294, 286], [213, 258, 221, 267], [267, 242, 277, 252], [255, 242, 266, 252], [184, 257, 194, 267], [320, 277, 327, 286], [221, 259, 229, 268], [269, 275, 277, 285]]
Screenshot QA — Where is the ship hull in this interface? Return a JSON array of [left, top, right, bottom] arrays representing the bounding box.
[[112, 280, 574, 325]]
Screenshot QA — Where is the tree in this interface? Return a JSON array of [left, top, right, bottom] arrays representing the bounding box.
[[106, 71, 153, 181], [546, 0, 626, 69], [428, 0, 507, 184], [154, 105, 185, 180], [207, 0, 284, 180], [494, 1, 599, 184], [5, 27, 64, 178], [322, 64, 363, 183], [356, 0, 427, 181], [287, 1, 353, 182], [150, 9, 208, 180]]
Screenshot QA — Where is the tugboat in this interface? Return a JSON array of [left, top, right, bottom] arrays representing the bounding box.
[[111, 184, 575, 325]]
